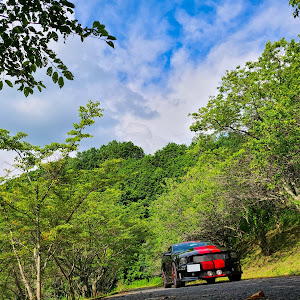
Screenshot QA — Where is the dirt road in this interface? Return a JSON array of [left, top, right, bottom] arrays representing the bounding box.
[[103, 276, 300, 300]]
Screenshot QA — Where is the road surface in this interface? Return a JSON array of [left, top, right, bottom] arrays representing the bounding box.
[[102, 276, 300, 300]]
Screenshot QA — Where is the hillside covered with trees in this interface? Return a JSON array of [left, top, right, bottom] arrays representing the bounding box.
[[0, 1, 300, 299], [1, 40, 299, 298]]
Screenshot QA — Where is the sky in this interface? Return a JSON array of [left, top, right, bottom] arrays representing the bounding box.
[[0, 0, 299, 173]]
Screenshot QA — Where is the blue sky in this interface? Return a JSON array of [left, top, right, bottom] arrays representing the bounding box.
[[0, 0, 299, 173]]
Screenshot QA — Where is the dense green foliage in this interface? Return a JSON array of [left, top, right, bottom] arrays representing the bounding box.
[[72, 142, 195, 207], [0, 136, 192, 298], [71, 141, 145, 170], [190, 38, 300, 211]]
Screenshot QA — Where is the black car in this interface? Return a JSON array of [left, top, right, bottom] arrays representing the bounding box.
[[161, 241, 242, 288]]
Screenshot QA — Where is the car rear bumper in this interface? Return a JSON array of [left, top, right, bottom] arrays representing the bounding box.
[[178, 266, 242, 282]]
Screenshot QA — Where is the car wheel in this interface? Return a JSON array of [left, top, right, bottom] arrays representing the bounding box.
[[206, 278, 216, 284], [172, 262, 183, 288], [162, 269, 172, 288], [228, 274, 241, 281]]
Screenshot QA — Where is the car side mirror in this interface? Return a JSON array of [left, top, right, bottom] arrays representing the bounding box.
[[163, 252, 171, 256]]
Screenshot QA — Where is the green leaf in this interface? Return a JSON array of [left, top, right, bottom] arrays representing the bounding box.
[[61, 0, 75, 8], [64, 71, 74, 80], [28, 26, 37, 33], [100, 29, 108, 37], [52, 72, 58, 83], [47, 67, 53, 76], [0, 81, 3, 90], [5, 80, 13, 87], [92, 21, 105, 31], [24, 87, 30, 97], [48, 31, 59, 42], [30, 64, 37, 73], [106, 41, 114, 48], [58, 77, 64, 88], [93, 21, 100, 28], [12, 26, 23, 33], [108, 35, 117, 40], [57, 64, 67, 70], [22, 61, 30, 67]]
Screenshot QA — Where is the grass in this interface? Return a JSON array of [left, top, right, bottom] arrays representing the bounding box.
[[97, 277, 162, 299], [115, 277, 162, 291], [241, 224, 300, 279]]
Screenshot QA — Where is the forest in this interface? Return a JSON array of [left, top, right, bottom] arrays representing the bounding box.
[[0, 37, 299, 299], [0, 1, 300, 299]]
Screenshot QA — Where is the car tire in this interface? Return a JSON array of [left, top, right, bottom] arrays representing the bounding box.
[[228, 274, 241, 281], [162, 269, 172, 288], [172, 262, 184, 288], [206, 278, 216, 284]]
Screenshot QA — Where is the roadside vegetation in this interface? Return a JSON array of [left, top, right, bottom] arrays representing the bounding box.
[[0, 1, 300, 299], [242, 221, 300, 279]]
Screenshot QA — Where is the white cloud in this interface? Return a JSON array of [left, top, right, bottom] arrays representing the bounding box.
[[216, 1, 244, 23], [57, 0, 300, 155], [175, 0, 245, 47], [13, 97, 51, 119], [1, 0, 299, 178], [0, 150, 18, 177]]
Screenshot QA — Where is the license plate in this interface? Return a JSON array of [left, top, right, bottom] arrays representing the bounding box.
[[187, 264, 201, 272]]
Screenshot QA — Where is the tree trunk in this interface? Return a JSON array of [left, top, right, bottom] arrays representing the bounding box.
[[13, 266, 26, 299], [12, 239, 34, 300], [2, 205, 34, 300], [68, 278, 76, 300], [282, 180, 300, 211], [91, 275, 102, 298], [36, 203, 42, 300], [258, 232, 271, 256]]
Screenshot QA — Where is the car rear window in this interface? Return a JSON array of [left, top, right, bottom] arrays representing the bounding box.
[[173, 242, 214, 254]]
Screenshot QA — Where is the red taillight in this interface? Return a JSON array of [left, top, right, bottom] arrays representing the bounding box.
[[201, 261, 214, 270], [214, 259, 225, 269]]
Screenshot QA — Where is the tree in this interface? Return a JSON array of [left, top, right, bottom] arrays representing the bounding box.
[[71, 140, 145, 170], [148, 132, 289, 263], [115, 143, 195, 207], [190, 38, 300, 210], [0, 101, 108, 300], [0, 0, 116, 96], [42, 188, 147, 298], [0, 104, 149, 299]]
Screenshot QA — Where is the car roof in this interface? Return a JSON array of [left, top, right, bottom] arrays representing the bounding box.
[[173, 241, 207, 245]]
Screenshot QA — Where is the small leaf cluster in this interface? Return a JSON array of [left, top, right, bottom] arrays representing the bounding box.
[[289, 0, 300, 17]]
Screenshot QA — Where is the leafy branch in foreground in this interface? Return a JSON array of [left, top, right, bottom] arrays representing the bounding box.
[[0, 0, 116, 96]]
